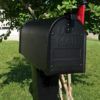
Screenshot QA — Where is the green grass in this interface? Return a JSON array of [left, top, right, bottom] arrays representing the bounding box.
[[0, 40, 100, 100], [72, 40, 100, 100], [0, 41, 33, 100]]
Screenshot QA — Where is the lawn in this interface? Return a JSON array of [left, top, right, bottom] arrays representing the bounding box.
[[0, 41, 33, 100], [72, 40, 100, 100], [0, 40, 100, 100]]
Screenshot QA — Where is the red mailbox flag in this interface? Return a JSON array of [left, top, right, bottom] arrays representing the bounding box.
[[77, 5, 86, 25], [77, 0, 87, 25]]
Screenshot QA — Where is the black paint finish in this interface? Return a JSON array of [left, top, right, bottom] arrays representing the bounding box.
[[20, 14, 86, 75]]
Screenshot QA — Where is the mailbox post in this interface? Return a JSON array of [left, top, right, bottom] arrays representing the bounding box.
[[19, 0, 87, 100], [29, 68, 59, 100]]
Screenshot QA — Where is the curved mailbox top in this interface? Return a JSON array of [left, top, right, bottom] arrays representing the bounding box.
[[20, 14, 86, 75]]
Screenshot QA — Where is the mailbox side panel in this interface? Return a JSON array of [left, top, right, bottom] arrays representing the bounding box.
[[20, 20, 53, 72]]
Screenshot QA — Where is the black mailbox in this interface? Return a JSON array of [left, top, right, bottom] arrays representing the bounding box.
[[19, 14, 86, 75]]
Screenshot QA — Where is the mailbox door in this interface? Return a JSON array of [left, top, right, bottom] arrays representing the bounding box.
[[48, 15, 86, 74]]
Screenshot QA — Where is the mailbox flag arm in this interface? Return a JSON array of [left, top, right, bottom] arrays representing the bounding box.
[[77, 0, 87, 25]]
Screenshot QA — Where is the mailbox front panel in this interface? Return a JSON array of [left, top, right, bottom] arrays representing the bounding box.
[[48, 15, 86, 74]]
